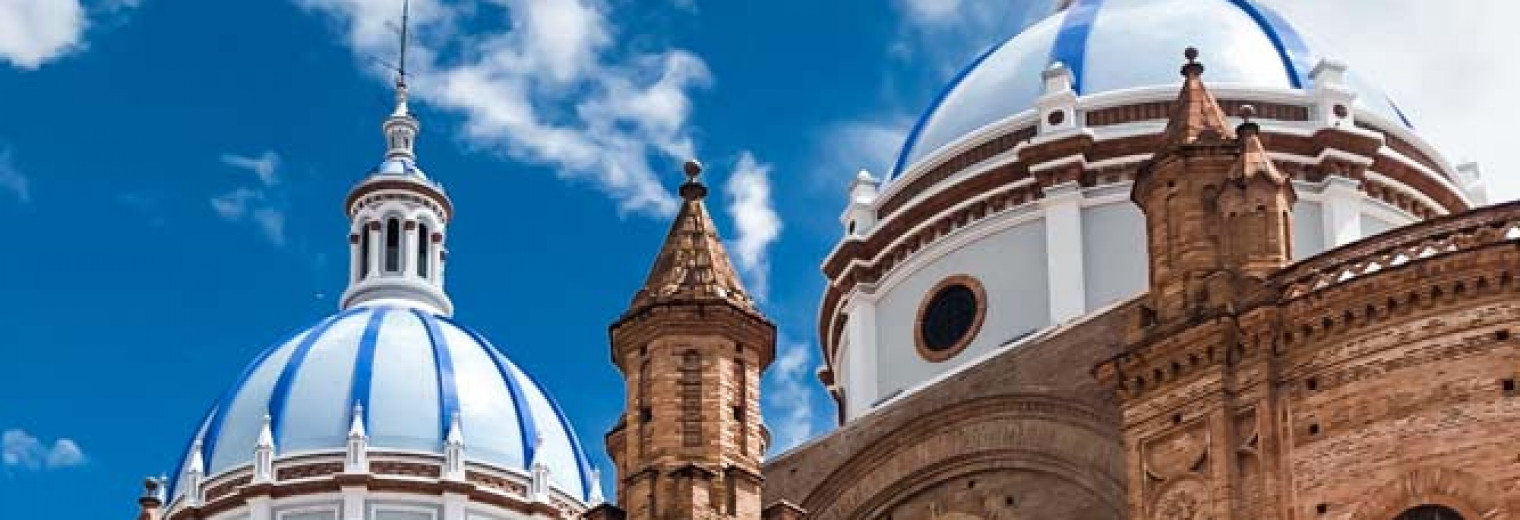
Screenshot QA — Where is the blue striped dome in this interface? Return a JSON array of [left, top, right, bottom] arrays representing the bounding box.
[[892, 0, 1413, 177], [170, 306, 597, 501]]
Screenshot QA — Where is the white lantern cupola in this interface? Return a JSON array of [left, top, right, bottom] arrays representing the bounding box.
[[339, 67, 455, 316]]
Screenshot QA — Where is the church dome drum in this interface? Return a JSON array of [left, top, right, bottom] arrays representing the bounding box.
[[820, 0, 1488, 423]]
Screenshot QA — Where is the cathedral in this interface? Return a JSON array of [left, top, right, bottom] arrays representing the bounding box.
[[133, 1, 1519, 520]]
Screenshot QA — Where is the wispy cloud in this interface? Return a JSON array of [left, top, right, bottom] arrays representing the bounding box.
[[888, 0, 1051, 76], [818, 116, 914, 184], [723, 152, 781, 301], [0, 0, 88, 70], [220, 151, 280, 187], [296, 0, 714, 217], [763, 337, 818, 452], [2, 429, 86, 471], [1257, 0, 1520, 203], [212, 151, 286, 246], [0, 148, 30, 203]]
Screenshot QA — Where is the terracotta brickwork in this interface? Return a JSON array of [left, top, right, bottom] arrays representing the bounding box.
[[1096, 53, 1520, 520], [763, 302, 1133, 520], [601, 163, 776, 520]]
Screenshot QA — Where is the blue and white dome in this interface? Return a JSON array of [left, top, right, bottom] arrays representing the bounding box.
[[892, 0, 1414, 178], [170, 305, 598, 502]]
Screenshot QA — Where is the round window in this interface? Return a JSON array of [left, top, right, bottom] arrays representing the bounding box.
[[915, 276, 986, 362]]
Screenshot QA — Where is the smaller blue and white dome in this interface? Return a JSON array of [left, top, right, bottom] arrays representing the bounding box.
[[892, 0, 1414, 178], [170, 306, 598, 502]]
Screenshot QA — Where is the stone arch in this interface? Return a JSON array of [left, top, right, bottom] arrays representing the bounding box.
[[796, 393, 1124, 520], [850, 449, 1124, 520], [1349, 467, 1509, 520]]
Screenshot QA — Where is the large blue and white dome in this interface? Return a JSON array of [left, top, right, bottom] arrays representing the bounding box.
[[170, 306, 598, 502], [892, 0, 1412, 177]]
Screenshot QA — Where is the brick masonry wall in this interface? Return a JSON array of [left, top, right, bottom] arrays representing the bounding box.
[[763, 302, 1135, 519]]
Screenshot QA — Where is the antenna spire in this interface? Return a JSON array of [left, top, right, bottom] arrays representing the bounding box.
[[396, 0, 410, 89], [388, 0, 413, 117]]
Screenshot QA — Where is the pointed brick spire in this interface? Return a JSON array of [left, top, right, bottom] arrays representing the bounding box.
[[626, 160, 756, 314], [1159, 47, 1233, 149], [1230, 105, 1287, 185]]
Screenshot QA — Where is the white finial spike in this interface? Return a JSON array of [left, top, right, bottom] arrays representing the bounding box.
[[588, 467, 605, 504], [345, 402, 370, 474], [256, 414, 274, 448], [529, 456, 550, 502], [253, 415, 276, 483], [445, 411, 464, 446], [443, 412, 466, 481], [187, 440, 206, 474], [348, 402, 367, 438], [185, 441, 206, 507]]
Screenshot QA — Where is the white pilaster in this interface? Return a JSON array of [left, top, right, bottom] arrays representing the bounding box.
[[248, 496, 273, 520], [342, 486, 367, 520], [1042, 182, 1087, 323], [403, 221, 419, 276], [842, 293, 879, 421], [349, 231, 362, 284], [1321, 176, 1364, 248], [442, 492, 468, 520], [366, 224, 382, 279]]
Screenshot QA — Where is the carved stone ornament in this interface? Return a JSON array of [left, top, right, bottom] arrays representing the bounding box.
[[1144, 427, 1209, 480], [1152, 479, 1210, 520]]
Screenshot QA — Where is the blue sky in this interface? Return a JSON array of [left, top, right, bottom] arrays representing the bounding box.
[[0, 0, 1056, 516], [4, 1, 1519, 518]]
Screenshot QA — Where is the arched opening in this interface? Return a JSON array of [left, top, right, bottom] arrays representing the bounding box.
[[1394, 505, 1465, 520], [417, 222, 431, 279], [384, 218, 401, 273]]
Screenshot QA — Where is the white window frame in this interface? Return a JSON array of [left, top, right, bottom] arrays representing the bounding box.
[[369, 503, 439, 520], [276, 504, 341, 520]]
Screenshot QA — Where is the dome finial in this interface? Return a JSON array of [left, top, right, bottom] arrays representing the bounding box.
[[1182, 47, 1205, 77], [679, 159, 708, 201]]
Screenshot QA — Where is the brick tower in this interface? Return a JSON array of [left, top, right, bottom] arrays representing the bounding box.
[[592, 160, 776, 520], [1130, 47, 1296, 330], [1106, 48, 1300, 520]]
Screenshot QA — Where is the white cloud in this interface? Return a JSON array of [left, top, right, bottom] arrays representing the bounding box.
[[0, 148, 30, 203], [297, 0, 715, 216], [763, 338, 817, 452], [212, 151, 286, 246], [0, 0, 87, 69], [2, 429, 86, 470], [1257, 0, 1520, 203], [723, 152, 781, 301]]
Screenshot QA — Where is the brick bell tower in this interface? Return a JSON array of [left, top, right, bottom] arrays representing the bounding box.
[[1130, 47, 1296, 331], [1104, 48, 1299, 520], [590, 160, 776, 520]]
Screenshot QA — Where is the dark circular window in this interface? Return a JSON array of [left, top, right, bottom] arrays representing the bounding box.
[[915, 276, 986, 362], [1047, 109, 1066, 126], [1394, 505, 1465, 520]]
